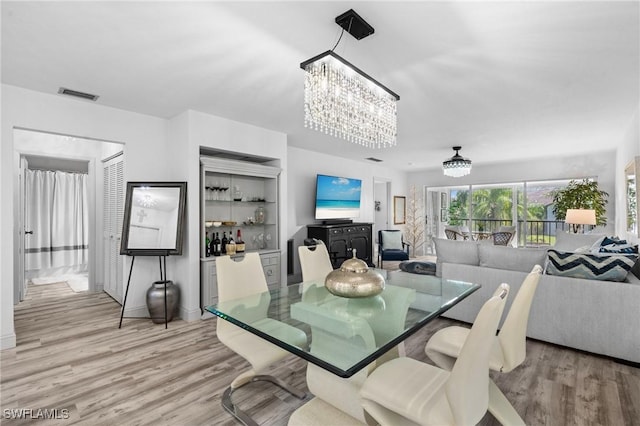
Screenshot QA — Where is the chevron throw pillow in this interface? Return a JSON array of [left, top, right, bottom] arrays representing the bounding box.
[[546, 249, 637, 282]]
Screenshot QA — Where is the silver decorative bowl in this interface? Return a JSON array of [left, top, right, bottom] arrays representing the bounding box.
[[325, 250, 385, 298]]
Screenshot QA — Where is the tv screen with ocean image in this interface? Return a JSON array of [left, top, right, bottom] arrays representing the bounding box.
[[315, 174, 362, 219]]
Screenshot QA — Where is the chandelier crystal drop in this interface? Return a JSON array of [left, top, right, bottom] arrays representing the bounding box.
[[301, 51, 399, 149], [442, 146, 472, 177]]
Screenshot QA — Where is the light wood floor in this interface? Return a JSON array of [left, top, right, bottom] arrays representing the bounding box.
[[1, 283, 638, 425]]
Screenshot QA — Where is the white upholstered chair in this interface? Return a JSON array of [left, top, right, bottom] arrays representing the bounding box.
[[298, 241, 333, 283], [216, 253, 308, 426], [288, 284, 416, 426], [288, 299, 378, 426], [425, 265, 542, 425], [360, 285, 509, 426]]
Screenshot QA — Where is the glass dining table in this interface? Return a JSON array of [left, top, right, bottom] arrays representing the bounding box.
[[205, 269, 480, 379]]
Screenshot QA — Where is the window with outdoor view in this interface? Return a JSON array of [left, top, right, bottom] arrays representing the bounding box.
[[438, 179, 575, 247]]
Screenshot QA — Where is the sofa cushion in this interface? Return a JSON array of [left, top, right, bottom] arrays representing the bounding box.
[[546, 249, 637, 282], [479, 245, 547, 273], [553, 232, 605, 252], [434, 238, 479, 277]]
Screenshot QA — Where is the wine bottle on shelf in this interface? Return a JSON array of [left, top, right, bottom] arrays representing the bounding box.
[[213, 232, 221, 256], [235, 229, 245, 253], [226, 237, 236, 255], [221, 232, 228, 255], [205, 232, 211, 257]]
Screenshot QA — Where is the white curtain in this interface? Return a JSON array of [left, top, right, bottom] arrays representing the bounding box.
[[25, 169, 88, 276]]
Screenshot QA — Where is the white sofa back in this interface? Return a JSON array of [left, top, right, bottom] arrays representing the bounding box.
[[441, 262, 640, 363]]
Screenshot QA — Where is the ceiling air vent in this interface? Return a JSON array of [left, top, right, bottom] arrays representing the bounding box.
[[366, 157, 383, 162], [58, 87, 99, 101]]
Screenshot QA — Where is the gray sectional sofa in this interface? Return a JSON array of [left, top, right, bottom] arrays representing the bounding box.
[[434, 234, 640, 364]]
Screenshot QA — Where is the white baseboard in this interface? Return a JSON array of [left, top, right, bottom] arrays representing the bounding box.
[[1, 332, 17, 350], [201, 310, 215, 320], [123, 305, 202, 322], [180, 306, 203, 322], [122, 305, 149, 318]]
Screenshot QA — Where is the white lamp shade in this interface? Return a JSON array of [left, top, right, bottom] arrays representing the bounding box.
[[565, 209, 597, 225]]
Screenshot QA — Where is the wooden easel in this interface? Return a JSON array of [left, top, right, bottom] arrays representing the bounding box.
[[119, 251, 171, 329]]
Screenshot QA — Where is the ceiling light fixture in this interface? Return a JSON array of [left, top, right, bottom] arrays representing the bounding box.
[[443, 146, 472, 177], [300, 9, 399, 149]]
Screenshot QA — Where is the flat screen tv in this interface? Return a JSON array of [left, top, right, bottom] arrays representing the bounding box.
[[315, 174, 362, 220]]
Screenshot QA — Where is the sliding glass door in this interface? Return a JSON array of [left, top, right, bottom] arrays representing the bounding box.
[[520, 180, 569, 246], [431, 178, 574, 247]]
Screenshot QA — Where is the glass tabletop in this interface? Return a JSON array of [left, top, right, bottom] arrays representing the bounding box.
[[205, 269, 480, 378]]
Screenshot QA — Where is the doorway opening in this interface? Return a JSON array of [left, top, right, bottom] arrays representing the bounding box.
[[14, 128, 124, 303], [373, 177, 391, 259], [24, 155, 90, 293]]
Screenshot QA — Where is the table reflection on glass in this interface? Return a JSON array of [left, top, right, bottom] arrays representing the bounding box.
[[206, 270, 480, 378]]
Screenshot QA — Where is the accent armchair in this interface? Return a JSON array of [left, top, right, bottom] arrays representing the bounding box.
[[492, 231, 515, 246], [377, 230, 410, 268], [444, 226, 471, 241]]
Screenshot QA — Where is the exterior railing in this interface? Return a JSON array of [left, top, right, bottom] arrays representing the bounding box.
[[455, 218, 569, 246]]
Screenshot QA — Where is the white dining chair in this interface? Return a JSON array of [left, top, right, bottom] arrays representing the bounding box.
[[288, 300, 377, 426], [425, 265, 542, 425], [298, 240, 333, 282], [288, 283, 416, 426], [359, 284, 509, 426], [216, 253, 308, 426]]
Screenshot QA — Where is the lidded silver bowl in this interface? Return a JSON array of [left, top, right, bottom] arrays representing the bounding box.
[[325, 250, 385, 298]]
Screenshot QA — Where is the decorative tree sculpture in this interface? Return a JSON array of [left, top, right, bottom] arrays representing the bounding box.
[[404, 185, 425, 257]]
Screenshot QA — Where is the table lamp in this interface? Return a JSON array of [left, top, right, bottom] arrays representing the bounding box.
[[565, 209, 596, 233]]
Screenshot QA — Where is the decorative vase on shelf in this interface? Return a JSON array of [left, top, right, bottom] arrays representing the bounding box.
[[255, 206, 265, 224], [146, 280, 180, 324]]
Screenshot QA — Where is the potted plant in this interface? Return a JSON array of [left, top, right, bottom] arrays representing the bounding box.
[[551, 179, 609, 229]]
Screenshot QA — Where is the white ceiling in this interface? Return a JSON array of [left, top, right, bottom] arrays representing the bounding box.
[[2, 1, 638, 171]]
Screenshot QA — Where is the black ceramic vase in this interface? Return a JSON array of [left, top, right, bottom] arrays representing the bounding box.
[[146, 280, 180, 324]]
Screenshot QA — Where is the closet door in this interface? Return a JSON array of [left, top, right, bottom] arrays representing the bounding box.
[[103, 154, 124, 303]]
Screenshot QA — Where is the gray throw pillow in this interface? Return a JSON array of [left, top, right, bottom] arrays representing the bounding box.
[[381, 231, 403, 250], [434, 238, 479, 277]]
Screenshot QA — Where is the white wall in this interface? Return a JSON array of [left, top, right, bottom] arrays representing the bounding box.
[[1, 84, 168, 349], [408, 150, 617, 235], [615, 105, 640, 242], [286, 146, 407, 281]]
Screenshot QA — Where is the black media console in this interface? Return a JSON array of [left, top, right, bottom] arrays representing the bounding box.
[[307, 222, 373, 269]]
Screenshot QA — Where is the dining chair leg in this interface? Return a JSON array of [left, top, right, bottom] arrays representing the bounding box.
[[488, 379, 526, 426], [221, 375, 306, 426], [253, 374, 306, 398], [222, 386, 257, 426]]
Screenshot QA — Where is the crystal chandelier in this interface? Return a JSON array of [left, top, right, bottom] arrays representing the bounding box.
[[137, 187, 157, 208], [443, 146, 472, 177], [300, 10, 400, 149]]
